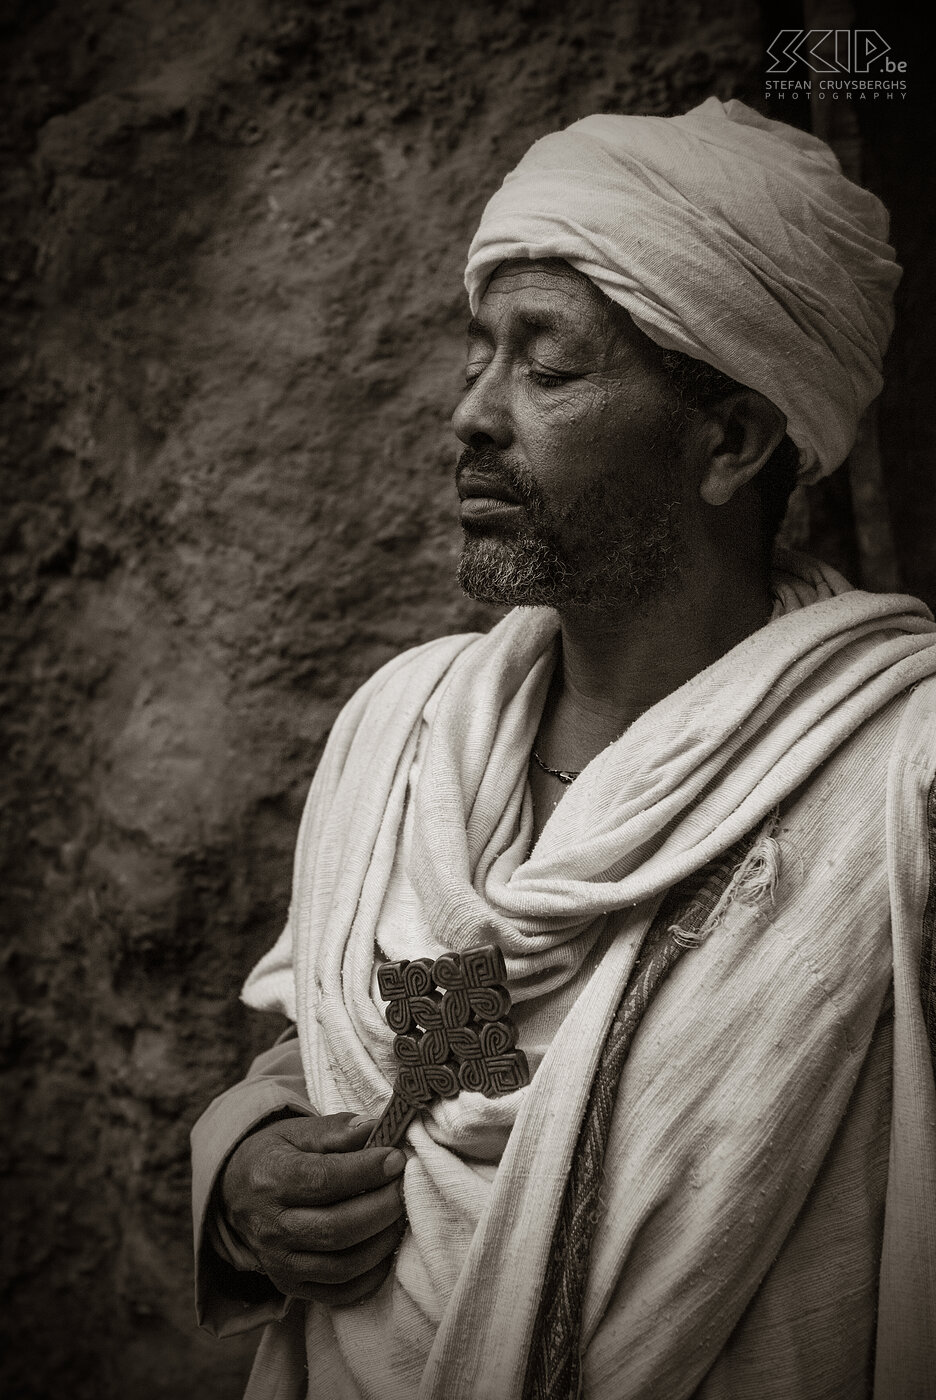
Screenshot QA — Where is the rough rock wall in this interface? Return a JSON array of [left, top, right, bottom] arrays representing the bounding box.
[[0, 2, 931, 1398]]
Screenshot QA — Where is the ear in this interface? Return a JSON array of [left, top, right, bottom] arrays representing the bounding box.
[[697, 390, 788, 507]]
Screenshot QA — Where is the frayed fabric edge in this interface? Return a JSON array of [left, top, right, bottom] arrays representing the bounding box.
[[669, 809, 782, 949]]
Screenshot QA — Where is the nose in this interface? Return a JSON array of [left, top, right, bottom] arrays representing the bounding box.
[[452, 361, 512, 450]]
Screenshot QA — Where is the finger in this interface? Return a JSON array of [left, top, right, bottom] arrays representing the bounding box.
[[322, 1258, 399, 1308], [274, 1257, 395, 1307], [270, 1217, 405, 1292], [279, 1144, 407, 1207], [275, 1113, 377, 1154], [275, 1179, 405, 1252]]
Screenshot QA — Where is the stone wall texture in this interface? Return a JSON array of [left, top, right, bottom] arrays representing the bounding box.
[[2, 2, 933, 1396]]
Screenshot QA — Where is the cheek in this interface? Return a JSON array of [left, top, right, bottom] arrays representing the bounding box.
[[595, 391, 684, 467], [521, 384, 617, 462], [514, 397, 591, 480], [515, 380, 681, 509]]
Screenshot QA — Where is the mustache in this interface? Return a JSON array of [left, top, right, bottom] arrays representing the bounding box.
[[454, 446, 547, 515]]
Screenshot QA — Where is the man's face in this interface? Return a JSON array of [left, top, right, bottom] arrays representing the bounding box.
[[452, 259, 691, 609]]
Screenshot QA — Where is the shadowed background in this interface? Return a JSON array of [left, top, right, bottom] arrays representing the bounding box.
[[1, 1, 933, 1396]]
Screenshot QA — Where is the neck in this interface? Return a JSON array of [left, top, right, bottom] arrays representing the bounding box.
[[536, 551, 772, 773]]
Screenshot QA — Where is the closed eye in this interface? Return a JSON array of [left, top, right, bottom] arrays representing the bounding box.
[[464, 361, 489, 388], [529, 367, 573, 388]]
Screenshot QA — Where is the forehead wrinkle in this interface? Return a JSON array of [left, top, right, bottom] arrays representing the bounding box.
[[468, 300, 600, 358], [466, 316, 492, 342]]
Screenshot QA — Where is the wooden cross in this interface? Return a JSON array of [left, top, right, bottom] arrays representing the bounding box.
[[365, 945, 531, 1148]]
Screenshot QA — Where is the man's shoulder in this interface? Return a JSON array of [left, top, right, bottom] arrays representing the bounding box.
[[869, 674, 936, 765], [882, 673, 936, 785], [771, 679, 936, 955], [793, 676, 936, 843], [781, 677, 935, 837], [831, 675, 936, 778]]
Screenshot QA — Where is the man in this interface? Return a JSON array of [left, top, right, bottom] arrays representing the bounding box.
[[191, 98, 936, 1399]]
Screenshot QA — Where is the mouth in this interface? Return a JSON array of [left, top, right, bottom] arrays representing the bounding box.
[[457, 471, 524, 526]]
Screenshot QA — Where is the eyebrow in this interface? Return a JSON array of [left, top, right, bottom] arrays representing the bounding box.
[[466, 309, 586, 345]]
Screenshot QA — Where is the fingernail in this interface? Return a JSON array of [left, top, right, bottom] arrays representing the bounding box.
[[348, 1114, 373, 1130], [383, 1149, 406, 1178]]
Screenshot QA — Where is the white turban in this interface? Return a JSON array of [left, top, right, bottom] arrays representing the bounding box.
[[464, 98, 901, 482]]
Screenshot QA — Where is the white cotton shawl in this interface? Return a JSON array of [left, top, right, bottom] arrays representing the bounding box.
[[463, 98, 901, 482], [243, 555, 936, 1399]]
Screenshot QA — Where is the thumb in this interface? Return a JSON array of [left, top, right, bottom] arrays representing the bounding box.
[[276, 1110, 379, 1154]]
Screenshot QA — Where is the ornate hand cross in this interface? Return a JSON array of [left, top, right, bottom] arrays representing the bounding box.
[[365, 945, 531, 1148]]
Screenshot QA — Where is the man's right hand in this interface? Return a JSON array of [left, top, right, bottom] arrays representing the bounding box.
[[219, 1113, 407, 1305]]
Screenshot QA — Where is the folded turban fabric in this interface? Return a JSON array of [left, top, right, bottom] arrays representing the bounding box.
[[464, 97, 901, 482]]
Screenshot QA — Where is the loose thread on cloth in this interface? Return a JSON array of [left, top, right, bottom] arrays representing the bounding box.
[[670, 807, 781, 948], [522, 823, 767, 1400]]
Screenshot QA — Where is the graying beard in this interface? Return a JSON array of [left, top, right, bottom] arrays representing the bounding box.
[[457, 500, 684, 610], [457, 534, 572, 607]]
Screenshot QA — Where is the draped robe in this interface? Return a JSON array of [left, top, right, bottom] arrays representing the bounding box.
[[206, 555, 936, 1399]]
